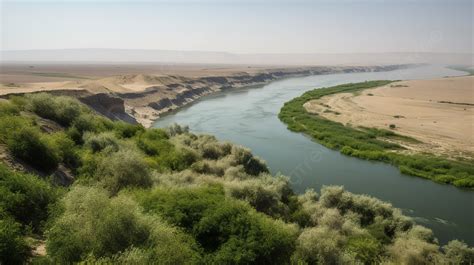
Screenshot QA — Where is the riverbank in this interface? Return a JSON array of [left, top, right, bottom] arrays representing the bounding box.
[[304, 76, 474, 159], [279, 80, 474, 188], [0, 63, 410, 127], [1, 92, 473, 263]]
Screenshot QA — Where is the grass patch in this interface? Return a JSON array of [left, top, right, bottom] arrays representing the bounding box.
[[278, 80, 474, 188]]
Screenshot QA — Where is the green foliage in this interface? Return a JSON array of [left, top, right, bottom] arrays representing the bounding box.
[[279, 80, 474, 188], [25, 93, 86, 126], [83, 132, 120, 153], [1, 93, 472, 264], [0, 163, 60, 232], [113, 121, 144, 138], [46, 186, 200, 264], [96, 149, 152, 193], [136, 129, 197, 171], [6, 125, 60, 171], [345, 234, 382, 264], [68, 113, 113, 143], [0, 100, 20, 116], [443, 240, 474, 265], [132, 185, 298, 264], [231, 146, 269, 176], [49, 132, 81, 169], [0, 215, 30, 264], [136, 129, 170, 156]]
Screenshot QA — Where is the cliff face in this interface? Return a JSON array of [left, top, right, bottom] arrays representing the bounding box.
[[79, 93, 138, 124], [0, 65, 410, 127], [119, 64, 410, 127]]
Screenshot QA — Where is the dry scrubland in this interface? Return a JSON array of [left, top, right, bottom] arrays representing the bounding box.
[[304, 76, 474, 159], [1, 93, 473, 264], [0, 63, 273, 94]]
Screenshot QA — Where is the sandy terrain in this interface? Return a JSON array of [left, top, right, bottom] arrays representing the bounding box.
[[304, 76, 474, 158], [0, 63, 407, 127]]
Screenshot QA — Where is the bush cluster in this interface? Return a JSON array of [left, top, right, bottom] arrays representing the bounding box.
[[0, 94, 472, 264]]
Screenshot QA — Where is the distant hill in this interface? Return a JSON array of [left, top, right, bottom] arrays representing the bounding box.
[[1, 49, 472, 66]]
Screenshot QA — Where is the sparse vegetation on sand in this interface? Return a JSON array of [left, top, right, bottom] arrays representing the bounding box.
[[0, 93, 473, 264], [279, 81, 474, 188]]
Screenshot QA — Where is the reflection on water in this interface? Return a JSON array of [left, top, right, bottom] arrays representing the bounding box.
[[154, 65, 474, 245]]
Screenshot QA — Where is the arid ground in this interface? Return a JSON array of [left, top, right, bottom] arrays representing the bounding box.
[[0, 63, 274, 93], [1, 63, 400, 127], [304, 76, 474, 158]]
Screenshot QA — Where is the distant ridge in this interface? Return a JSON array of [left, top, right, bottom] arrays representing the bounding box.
[[1, 49, 472, 65]]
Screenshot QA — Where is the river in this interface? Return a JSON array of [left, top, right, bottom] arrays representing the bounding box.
[[153, 64, 474, 246]]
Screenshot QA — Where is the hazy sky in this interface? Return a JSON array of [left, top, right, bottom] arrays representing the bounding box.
[[1, 0, 472, 53]]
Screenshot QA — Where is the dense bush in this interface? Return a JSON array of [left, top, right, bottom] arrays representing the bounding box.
[[113, 121, 144, 138], [443, 240, 474, 264], [6, 126, 60, 171], [0, 163, 60, 232], [0, 215, 30, 264], [68, 113, 113, 143], [83, 132, 120, 153], [96, 149, 152, 193], [46, 186, 200, 263], [25, 93, 86, 126], [1, 93, 473, 264], [132, 185, 298, 264], [0, 100, 20, 116], [136, 129, 171, 156], [230, 146, 268, 176]]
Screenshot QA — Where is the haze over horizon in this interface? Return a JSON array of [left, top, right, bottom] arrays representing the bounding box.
[[1, 0, 472, 55]]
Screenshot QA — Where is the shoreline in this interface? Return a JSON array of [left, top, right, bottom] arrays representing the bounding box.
[[140, 64, 413, 127], [278, 80, 474, 189], [0, 64, 413, 127], [304, 76, 474, 159]]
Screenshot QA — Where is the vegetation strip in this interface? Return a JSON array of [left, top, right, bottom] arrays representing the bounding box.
[[278, 80, 474, 188]]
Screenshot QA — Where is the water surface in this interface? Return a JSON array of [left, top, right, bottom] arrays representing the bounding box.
[[154, 65, 474, 245]]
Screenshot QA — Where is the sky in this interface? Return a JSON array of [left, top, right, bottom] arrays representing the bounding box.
[[1, 0, 472, 54]]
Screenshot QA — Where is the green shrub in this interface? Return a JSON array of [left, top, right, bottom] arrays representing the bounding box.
[[197, 202, 297, 264], [113, 121, 144, 138], [0, 101, 20, 116], [25, 94, 86, 126], [157, 149, 198, 171], [453, 178, 474, 188], [292, 226, 345, 264], [6, 126, 59, 171], [136, 129, 171, 156], [231, 146, 268, 176], [94, 149, 151, 193], [83, 132, 120, 153], [0, 163, 60, 232], [345, 234, 382, 263], [69, 113, 111, 141], [132, 186, 298, 264], [443, 240, 474, 265], [46, 186, 199, 263], [49, 132, 81, 169], [0, 215, 30, 264]]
